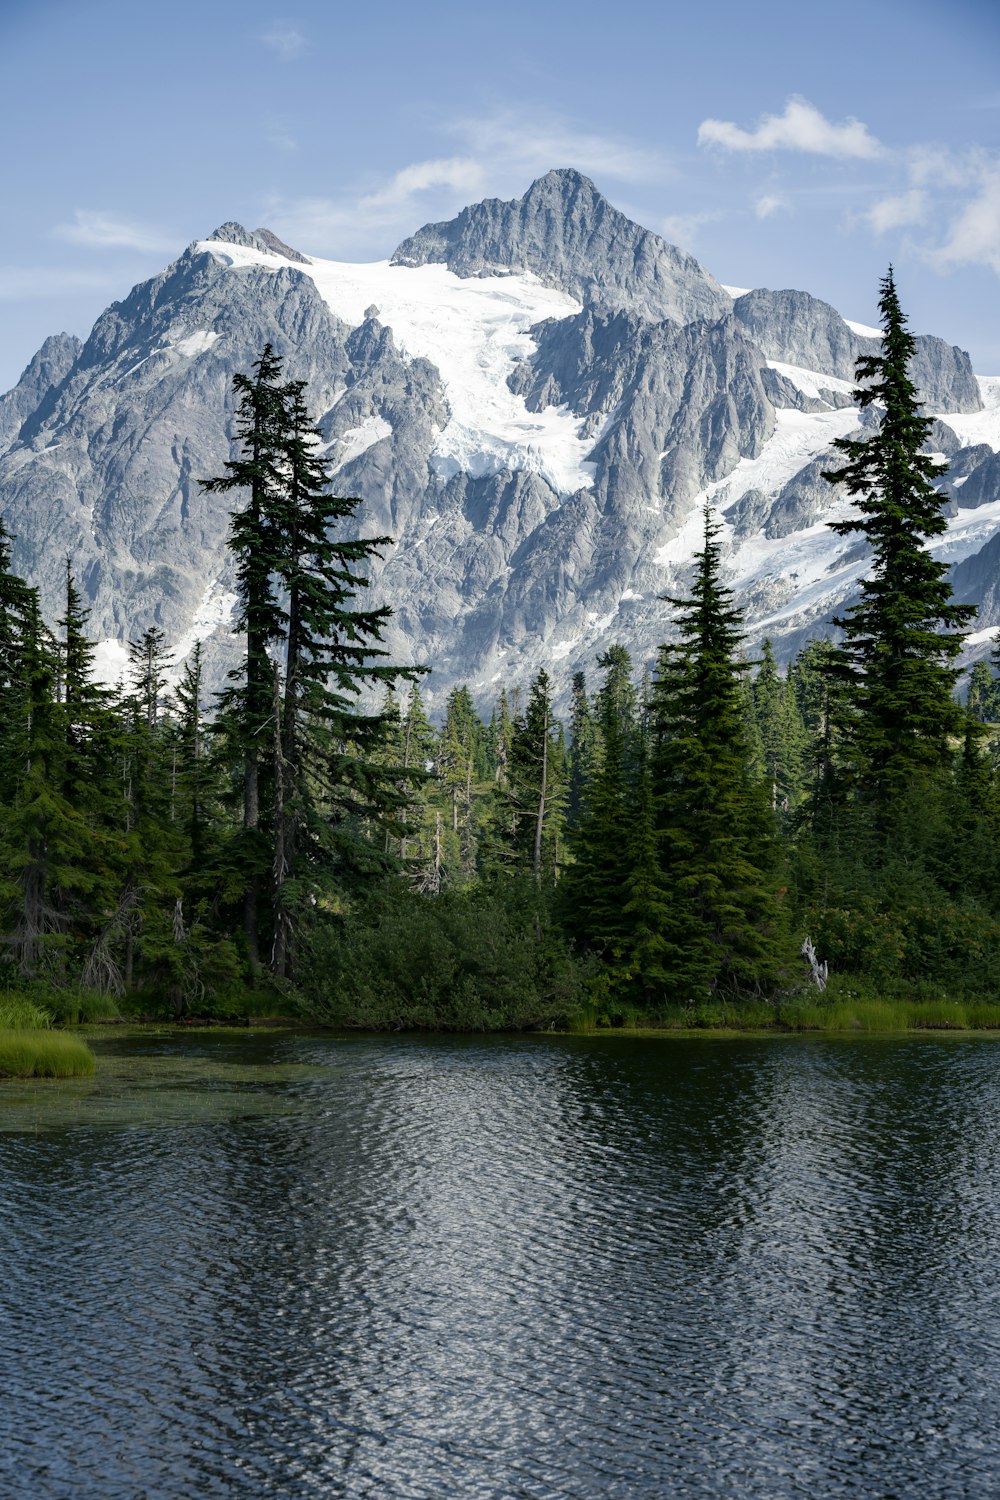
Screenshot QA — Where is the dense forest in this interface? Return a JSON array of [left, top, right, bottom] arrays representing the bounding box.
[[2, 270, 1000, 1031]]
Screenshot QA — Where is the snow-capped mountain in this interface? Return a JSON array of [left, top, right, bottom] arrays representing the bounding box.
[[1, 167, 997, 707]]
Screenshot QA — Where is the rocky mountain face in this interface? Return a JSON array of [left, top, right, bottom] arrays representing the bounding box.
[[1, 167, 997, 708]]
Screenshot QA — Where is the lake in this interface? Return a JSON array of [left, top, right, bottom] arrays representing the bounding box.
[[2, 1028, 1000, 1498]]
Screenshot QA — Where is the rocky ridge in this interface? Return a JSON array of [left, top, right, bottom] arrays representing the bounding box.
[[0, 168, 997, 709]]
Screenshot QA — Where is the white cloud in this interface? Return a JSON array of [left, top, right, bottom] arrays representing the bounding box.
[[865, 189, 927, 235], [262, 108, 670, 257], [754, 193, 789, 220], [659, 210, 722, 249], [452, 108, 669, 185], [361, 157, 486, 210], [54, 211, 172, 253], [932, 167, 1000, 275], [262, 157, 486, 250], [698, 97, 882, 160], [259, 25, 305, 60]]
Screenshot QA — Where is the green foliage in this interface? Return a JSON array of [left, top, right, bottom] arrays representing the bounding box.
[[0, 993, 51, 1029], [297, 879, 589, 1030], [0, 1029, 95, 1077], [822, 267, 974, 797], [649, 508, 789, 998]]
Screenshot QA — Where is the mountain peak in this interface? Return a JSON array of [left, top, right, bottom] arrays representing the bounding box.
[[204, 223, 308, 263], [390, 168, 729, 325]]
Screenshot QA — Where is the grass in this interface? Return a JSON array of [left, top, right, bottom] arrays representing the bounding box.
[[0, 1029, 96, 1078], [0, 994, 53, 1030], [573, 982, 1000, 1036]]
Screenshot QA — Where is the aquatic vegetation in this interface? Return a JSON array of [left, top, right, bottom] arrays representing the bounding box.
[[0, 1030, 95, 1078]]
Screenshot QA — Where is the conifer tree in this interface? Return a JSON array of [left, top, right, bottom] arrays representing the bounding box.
[[967, 657, 998, 724], [565, 646, 638, 952], [752, 639, 807, 814], [566, 670, 598, 827], [202, 344, 288, 968], [822, 269, 975, 796], [268, 376, 419, 976], [650, 507, 784, 998]]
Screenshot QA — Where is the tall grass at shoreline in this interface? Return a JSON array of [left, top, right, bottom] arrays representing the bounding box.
[[0, 1030, 95, 1077], [574, 991, 1000, 1034]]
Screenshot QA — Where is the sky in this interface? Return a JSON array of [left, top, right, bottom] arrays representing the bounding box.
[[1, 0, 999, 393]]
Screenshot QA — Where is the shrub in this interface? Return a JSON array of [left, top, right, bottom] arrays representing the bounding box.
[[297, 879, 590, 1031]]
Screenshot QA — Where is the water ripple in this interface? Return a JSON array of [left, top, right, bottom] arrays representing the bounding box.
[[2, 1033, 1000, 1497]]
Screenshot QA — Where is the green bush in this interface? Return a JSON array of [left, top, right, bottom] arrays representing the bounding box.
[[297, 879, 590, 1031], [808, 898, 1000, 993]]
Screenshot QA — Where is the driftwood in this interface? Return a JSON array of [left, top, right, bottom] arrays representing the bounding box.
[[801, 936, 829, 991]]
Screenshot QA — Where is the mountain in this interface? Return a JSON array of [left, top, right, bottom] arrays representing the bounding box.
[[1, 168, 997, 708]]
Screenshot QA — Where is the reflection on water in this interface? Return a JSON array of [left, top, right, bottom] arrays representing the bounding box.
[[2, 1031, 1000, 1497]]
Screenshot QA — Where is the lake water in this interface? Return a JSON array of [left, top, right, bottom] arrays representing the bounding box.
[[3, 1029, 1000, 1498]]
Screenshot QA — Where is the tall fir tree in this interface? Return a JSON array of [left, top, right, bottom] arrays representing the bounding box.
[[202, 344, 288, 969], [822, 268, 975, 798], [650, 507, 785, 998]]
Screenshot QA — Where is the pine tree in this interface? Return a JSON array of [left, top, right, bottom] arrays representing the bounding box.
[[201, 344, 288, 969], [650, 507, 785, 998], [822, 268, 975, 797], [566, 670, 599, 828], [267, 376, 420, 976], [967, 658, 998, 724], [752, 639, 807, 814], [171, 641, 215, 871], [565, 647, 638, 952], [128, 626, 171, 732], [0, 522, 36, 806]]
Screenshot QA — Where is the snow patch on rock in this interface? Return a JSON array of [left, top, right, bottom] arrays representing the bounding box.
[[198, 240, 595, 496], [174, 330, 219, 359]]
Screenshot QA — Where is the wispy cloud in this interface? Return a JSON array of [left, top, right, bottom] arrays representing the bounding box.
[[361, 157, 486, 210], [265, 120, 299, 152], [698, 97, 882, 160], [931, 165, 1000, 275], [258, 24, 305, 60], [660, 210, 723, 250], [864, 189, 927, 235], [754, 193, 789, 220], [262, 108, 670, 256], [452, 108, 670, 185], [54, 211, 173, 253]]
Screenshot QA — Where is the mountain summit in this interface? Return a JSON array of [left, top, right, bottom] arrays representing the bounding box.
[[0, 171, 996, 706], [392, 167, 731, 325]]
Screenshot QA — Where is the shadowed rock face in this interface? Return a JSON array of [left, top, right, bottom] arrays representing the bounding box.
[[733, 288, 982, 413], [0, 333, 82, 456], [0, 169, 994, 709], [392, 168, 732, 326]]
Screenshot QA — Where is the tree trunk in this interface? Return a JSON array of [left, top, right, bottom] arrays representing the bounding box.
[[271, 661, 291, 979], [533, 705, 548, 884]]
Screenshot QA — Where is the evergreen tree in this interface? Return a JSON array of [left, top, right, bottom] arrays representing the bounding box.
[[564, 647, 638, 952], [201, 344, 288, 969], [268, 376, 420, 976], [752, 639, 807, 814], [822, 268, 975, 797], [967, 657, 998, 723], [650, 507, 785, 998]]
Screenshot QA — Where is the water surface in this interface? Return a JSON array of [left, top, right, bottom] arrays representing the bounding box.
[[2, 1028, 999, 1498]]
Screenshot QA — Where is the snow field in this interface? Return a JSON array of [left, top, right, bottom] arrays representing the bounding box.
[[198, 241, 595, 496]]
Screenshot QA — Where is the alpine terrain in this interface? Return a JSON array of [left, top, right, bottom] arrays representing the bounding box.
[[1, 168, 997, 707]]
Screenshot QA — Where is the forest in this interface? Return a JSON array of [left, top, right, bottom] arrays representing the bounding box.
[[2, 269, 1000, 1034]]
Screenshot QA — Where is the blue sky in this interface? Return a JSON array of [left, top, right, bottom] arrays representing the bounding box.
[[1, 0, 998, 392]]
